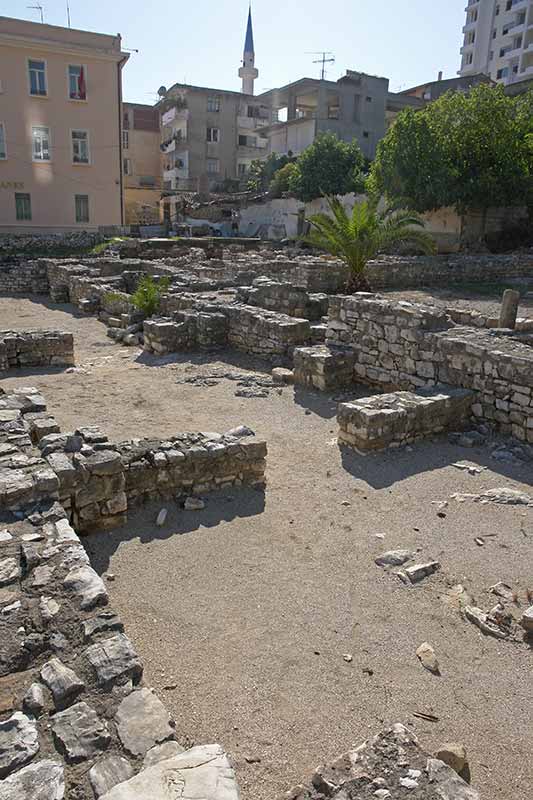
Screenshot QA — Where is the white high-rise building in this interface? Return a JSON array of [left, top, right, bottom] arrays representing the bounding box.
[[459, 0, 533, 85]]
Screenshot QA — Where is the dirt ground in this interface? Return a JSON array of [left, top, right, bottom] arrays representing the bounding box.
[[383, 283, 533, 318], [2, 295, 533, 800]]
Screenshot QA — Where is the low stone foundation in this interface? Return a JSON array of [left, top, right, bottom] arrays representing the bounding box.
[[0, 386, 241, 800], [293, 344, 356, 391], [0, 330, 74, 371], [337, 387, 474, 453], [143, 311, 228, 354], [237, 277, 328, 321]]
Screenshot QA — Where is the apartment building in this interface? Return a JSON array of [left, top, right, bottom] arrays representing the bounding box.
[[0, 16, 128, 232], [459, 0, 533, 85], [257, 71, 389, 161], [122, 102, 161, 224], [159, 84, 270, 194]]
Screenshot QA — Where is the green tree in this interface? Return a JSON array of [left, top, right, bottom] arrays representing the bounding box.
[[269, 162, 301, 198], [369, 84, 533, 215], [305, 196, 435, 291], [131, 275, 171, 317], [246, 152, 295, 192], [294, 132, 365, 202]]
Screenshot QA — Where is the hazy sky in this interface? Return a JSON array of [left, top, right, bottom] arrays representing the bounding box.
[[3, 0, 466, 102]]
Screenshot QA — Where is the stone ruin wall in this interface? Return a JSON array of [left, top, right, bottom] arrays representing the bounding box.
[[0, 385, 250, 799], [326, 294, 533, 442], [0, 331, 74, 371]]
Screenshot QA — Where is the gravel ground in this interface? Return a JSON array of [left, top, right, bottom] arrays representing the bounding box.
[[1, 295, 533, 800]]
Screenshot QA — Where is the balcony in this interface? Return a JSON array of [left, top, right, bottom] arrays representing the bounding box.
[[502, 44, 524, 59], [464, 1, 479, 10], [160, 131, 188, 153], [161, 106, 189, 128], [462, 21, 477, 33]]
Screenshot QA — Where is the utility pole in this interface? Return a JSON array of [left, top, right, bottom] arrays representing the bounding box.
[[27, 2, 44, 23], [306, 51, 335, 80]]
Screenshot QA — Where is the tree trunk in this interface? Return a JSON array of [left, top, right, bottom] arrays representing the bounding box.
[[346, 271, 372, 293]]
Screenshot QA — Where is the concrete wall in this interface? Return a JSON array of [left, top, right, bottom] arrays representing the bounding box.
[[0, 16, 127, 232], [123, 103, 161, 224]]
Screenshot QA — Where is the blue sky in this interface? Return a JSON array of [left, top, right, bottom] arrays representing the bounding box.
[[3, 0, 466, 102]]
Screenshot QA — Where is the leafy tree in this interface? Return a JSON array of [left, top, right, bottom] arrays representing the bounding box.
[[369, 84, 533, 215], [269, 162, 301, 198], [294, 132, 365, 202], [131, 275, 171, 317], [246, 152, 295, 192], [305, 196, 435, 291]]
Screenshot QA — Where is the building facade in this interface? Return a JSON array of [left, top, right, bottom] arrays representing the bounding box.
[[0, 16, 128, 232], [257, 71, 389, 161], [459, 0, 533, 85], [122, 102, 161, 224]]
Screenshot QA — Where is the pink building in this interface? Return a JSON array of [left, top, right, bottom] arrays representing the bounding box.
[[0, 16, 128, 232]]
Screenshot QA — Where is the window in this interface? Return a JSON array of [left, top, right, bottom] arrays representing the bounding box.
[[122, 130, 129, 149], [207, 96, 220, 112], [365, 96, 372, 102], [15, 193, 31, 221], [75, 194, 89, 223], [247, 105, 260, 118], [123, 157, 132, 175], [71, 130, 90, 164], [68, 64, 86, 100], [29, 60, 46, 96], [32, 126, 51, 161], [363, 130, 369, 139], [237, 163, 248, 176], [206, 158, 219, 174], [0, 123, 6, 159], [238, 134, 256, 147], [207, 127, 220, 142]]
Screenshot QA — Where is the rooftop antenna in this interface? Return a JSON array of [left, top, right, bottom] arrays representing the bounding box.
[[27, 2, 44, 23], [306, 51, 335, 80], [66, 0, 71, 26]]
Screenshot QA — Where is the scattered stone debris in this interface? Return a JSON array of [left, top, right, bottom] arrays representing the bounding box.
[[184, 496, 205, 511], [463, 604, 512, 640], [416, 642, 440, 675], [490, 582, 515, 602], [375, 550, 412, 567], [451, 462, 485, 476], [397, 561, 440, 585], [520, 606, 533, 634], [176, 368, 273, 398], [451, 487, 533, 506], [434, 743, 471, 783], [156, 508, 167, 527]]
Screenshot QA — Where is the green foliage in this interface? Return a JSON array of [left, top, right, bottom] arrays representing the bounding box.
[[369, 84, 533, 213], [269, 162, 301, 198], [246, 152, 296, 192], [305, 196, 435, 290], [131, 275, 171, 317], [294, 132, 365, 202]]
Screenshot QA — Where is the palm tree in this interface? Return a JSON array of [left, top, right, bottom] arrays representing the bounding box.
[[305, 196, 436, 292]]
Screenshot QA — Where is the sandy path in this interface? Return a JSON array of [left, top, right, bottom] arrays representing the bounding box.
[[1, 295, 532, 800]]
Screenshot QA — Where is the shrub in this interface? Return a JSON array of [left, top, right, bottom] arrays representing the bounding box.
[[131, 275, 171, 317]]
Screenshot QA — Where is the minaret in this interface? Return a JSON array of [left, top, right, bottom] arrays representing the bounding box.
[[239, 6, 258, 95]]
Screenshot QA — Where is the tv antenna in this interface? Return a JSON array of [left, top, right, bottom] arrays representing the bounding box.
[[66, 0, 71, 27], [27, 2, 44, 23], [307, 51, 335, 80]]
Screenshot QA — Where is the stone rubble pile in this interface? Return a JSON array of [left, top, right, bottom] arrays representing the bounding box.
[[286, 723, 479, 799]]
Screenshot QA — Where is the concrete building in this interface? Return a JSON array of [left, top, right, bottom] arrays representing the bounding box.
[[257, 71, 389, 160], [400, 73, 492, 101], [159, 8, 270, 197], [459, 0, 533, 85], [0, 16, 128, 232], [122, 102, 161, 224]]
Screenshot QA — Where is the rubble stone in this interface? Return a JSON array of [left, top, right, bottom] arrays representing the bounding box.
[[51, 701, 110, 762], [115, 688, 174, 756]]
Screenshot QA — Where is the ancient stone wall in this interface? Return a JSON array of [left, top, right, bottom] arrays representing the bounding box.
[[325, 294, 533, 441], [0, 261, 49, 294], [0, 331, 74, 371], [237, 277, 328, 321], [367, 253, 533, 290], [0, 386, 241, 799]]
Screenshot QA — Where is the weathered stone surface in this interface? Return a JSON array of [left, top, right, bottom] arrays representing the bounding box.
[[115, 688, 173, 756], [63, 565, 108, 610], [0, 758, 64, 800], [426, 758, 478, 799], [51, 702, 110, 762], [463, 605, 509, 639], [39, 595, 60, 623], [0, 558, 20, 587], [89, 754, 134, 798], [84, 633, 142, 686], [40, 657, 85, 708], [434, 743, 470, 781], [0, 712, 39, 778], [400, 561, 440, 584], [520, 606, 533, 634], [100, 744, 239, 800], [22, 683, 46, 716], [82, 611, 124, 640], [143, 740, 185, 767]]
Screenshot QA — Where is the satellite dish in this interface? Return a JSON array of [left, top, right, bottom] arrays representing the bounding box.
[[157, 86, 167, 97]]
